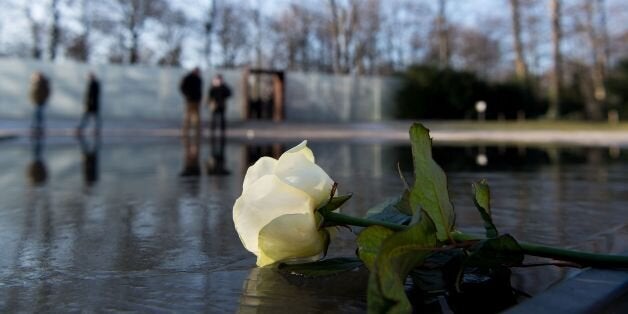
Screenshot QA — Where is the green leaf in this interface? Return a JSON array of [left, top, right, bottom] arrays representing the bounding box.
[[472, 180, 499, 238], [465, 234, 524, 268], [410, 250, 466, 293], [365, 195, 412, 226], [396, 189, 413, 216], [368, 214, 439, 314], [357, 226, 396, 271], [409, 123, 456, 241], [276, 257, 363, 277], [317, 193, 353, 215]]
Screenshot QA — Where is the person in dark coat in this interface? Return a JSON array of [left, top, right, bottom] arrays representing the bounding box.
[[30, 72, 51, 135], [208, 74, 231, 138], [179, 67, 203, 137], [77, 72, 101, 134]]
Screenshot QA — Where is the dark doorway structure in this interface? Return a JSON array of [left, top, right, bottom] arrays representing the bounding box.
[[242, 68, 285, 122]]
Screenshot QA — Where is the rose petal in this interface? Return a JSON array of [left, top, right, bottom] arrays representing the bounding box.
[[242, 156, 277, 192], [275, 149, 333, 207], [233, 175, 314, 255], [257, 213, 328, 267], [284, 140, 315, 162]]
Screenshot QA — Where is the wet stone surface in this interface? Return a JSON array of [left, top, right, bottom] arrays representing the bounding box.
[[1, 137, 627, 312]]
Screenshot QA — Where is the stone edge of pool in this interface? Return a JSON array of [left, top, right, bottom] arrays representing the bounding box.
[[504, 265, 628, 314], [4, 125, 628, 147], [0, 132, 17, 141]]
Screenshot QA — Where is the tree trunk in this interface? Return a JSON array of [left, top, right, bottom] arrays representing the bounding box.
[[253, 7, 262, 69], [437, 0, 449, 68], [510, 0, 528, 81], [204, 0, 216, 69], [25, 7, 42, 59], [548, 0, 562, 119], [130, 30, 139, 64], [48, 0, 60, 61], [78, 0, 90, 61], [584, 0, 606, 120], [329, 0, 342, 74]]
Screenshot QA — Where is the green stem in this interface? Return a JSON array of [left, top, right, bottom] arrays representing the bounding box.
[[323, 212, 406, 232], [323, 211, 628, 268], [452, 232, 628, 268]]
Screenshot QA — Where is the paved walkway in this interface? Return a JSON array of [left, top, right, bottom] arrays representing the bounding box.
[[2, 119, 628, 146]]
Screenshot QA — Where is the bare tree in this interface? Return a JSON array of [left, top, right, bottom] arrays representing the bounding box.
[[509, 0, 528, 80], [457, 28, 501, 78], [328, 0, 343, 73], [203, 0, 216, 68], [582, 0, 608, 120], [48, 0, 61, 61], [65, 0, 91, 61], [325, 0, 381, 74], [215, 3, 249, 67], [114, 0, 167, 64], [24, 6, 44, 59], [523, 1, 544, 75], [436, 0, 450, 67], [157, 8, 188, 67], [548, 0, 563, 119], [270, 4, 314, 70]]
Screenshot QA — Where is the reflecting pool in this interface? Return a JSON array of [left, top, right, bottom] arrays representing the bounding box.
[[1, 136, 627, 312]]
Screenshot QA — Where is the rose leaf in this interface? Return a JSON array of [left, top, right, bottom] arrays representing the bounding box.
[[409, 123, 456, 242], [472, 179, 499, 239]]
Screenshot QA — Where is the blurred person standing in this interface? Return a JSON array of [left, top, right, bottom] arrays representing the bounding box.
[[179, 67, 203, 137], [208, 74, 231, 138], [29, 72, 51, 136], [77, 72, 101, 135]]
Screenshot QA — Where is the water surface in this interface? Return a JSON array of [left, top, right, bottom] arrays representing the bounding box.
[[1, 136, 627, 312]]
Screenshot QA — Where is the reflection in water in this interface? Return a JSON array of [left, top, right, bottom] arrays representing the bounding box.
[[180, 136, 201, 177], [244, 143, 283, 167], [27, 135, 47, 186], [207, 135, 230, 176], [78, 134, 100, 185], [238, 266, 368, 313], [1, 141, 628, 312], [241, 143, 283, 182]]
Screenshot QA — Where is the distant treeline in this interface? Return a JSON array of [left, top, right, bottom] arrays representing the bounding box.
[[396, 58, 628, 120]]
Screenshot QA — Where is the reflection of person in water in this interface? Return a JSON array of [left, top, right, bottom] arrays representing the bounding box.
[[206, 135, 230, 176], [27, 135, 48, 186], [180, 136, 201, 177], [78, 134, 100, 185]]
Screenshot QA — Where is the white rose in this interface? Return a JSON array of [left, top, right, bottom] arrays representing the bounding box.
[[233, 141, 335, 267]]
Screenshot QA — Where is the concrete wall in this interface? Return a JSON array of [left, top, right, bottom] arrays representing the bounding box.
[[285, 72, 400, 121], [0, 58, 400, 122]]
